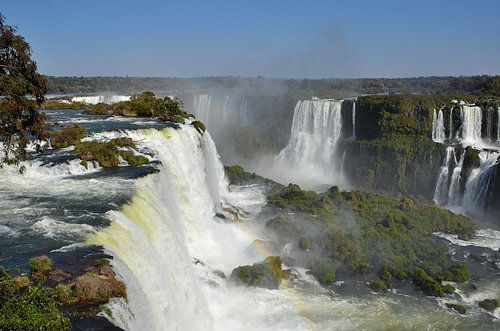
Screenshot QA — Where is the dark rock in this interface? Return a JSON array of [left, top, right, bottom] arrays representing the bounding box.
[[49, 268, 73, 283]]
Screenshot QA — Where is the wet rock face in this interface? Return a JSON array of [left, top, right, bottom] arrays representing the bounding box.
[[229, 256, 283, 290]]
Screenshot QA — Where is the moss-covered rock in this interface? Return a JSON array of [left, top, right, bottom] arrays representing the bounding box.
[[446, 303, 466, 314], [412, 267, 444, 296], [312, 260, 337, 285], [50, 124, 88, 148], [478, 299, 499, 312], [370, 278, 388, 292], [442, 284, 455, 294], [192, 120, 206, 133], [29, 255, 53, 283], [74, 141, 119, 168], [229, 256, 283, 289], [83, 102, 109, 115], [119, 150, 149, 166], [440, 264, 471, 282]]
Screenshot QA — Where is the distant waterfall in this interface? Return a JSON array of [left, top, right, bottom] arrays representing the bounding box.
[[433, 147, 454, 204], [448, 107, 454, 141], [239, 96, 249, 127], [448, 149, 466, 206], [498, 107, 500, 142], [71, 95, 131, 105], [432, 108, 446, 142], [277, 99, 345, 186], [351, 102, 356, 140], [460, 105, 482, 146], [193, 95, 213, 127], [463, 151, 500, 210], [192, 95, 250, 129]]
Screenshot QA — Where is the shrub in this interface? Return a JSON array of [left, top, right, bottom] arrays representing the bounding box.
[[370, 279, 388, 292], [50, 124, 87, 148]]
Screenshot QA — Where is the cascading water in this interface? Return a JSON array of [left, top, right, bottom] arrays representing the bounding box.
[[447, 149, 465, 206], [276, 99, 345, 187], [191, 95, 251, 129], [433, 147, 454, 204], [432, 108, 446, 143], [463, 151, 500, 210], [460, 105, 482, 146], [71, 95, 131, 105], [239, 96, 249, 127], [351, 101, 356, 140], [497, 107, 500, 142], [193, 95, 212, 127]]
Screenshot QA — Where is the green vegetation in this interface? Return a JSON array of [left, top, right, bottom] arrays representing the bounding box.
[[0, 266, 70, 330], [84, 102, 110, 115], [261, 172, 476, 294], [478, 299, 499, 312], [50, 124, 88, 148], [446, 303, 466, 314], [224, 165, 284, 192], [370, 279, 388, 293], [192, 120, 206, 133], [50, 126, 149, 168], [73, 138, 148, 168], [111, 91, 189, 120], [44, 75, 500, 97], [29, 255, 53, 283], [0, 16, 49, 162], [230, 256, 283, 289]]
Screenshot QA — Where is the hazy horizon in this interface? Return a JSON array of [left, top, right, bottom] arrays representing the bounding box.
[[2, 0, 500, 78]]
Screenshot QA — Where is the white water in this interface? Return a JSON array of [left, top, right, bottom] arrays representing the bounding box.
[[447, 149, 465, 206], [463, 151, 499, 210], [275, 99, 346, 188], [460, 105, 483, 146], [192, 95, 250, 129], [351, 101, 356, 140], [433, 147, 454, 204], [449, 107, 454, 141], [498, 107, 500, 142], [71, 95, 131, 105], [432, 108, 446, 143]]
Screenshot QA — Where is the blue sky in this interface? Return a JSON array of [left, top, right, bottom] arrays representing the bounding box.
[[2, 0, 499, 78]]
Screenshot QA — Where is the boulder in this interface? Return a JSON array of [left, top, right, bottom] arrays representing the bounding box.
[[230, 256, 283, 289], [49, 268, 73, 283]]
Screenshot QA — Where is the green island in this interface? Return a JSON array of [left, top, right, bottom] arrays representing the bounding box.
[[226, 165, 480, 298]]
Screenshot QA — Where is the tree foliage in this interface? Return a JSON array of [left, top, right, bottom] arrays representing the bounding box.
[[0, 15, 48, 162]]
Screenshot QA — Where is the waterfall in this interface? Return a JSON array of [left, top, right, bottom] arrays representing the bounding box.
[[71, 95, 130, 105], [448, 107, 454, 141], [433, 147, 454, 204], [89, 126, 262, 330], [193, 95, 212, 127], [463, 151, 500, 210], [447, 149, 466, 206], [486, 107, 493, 142], [460, 105, 482, 146], [497, 107, 500, 142], [277, 99, 345, 186], [222, 96, 230, 125], [191, 95, 250, 128], [351, 102, 356, 140], [432, 108, 446, 143], [239, 96, 249, 127]]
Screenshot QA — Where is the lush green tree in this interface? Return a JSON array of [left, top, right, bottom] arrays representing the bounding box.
[[0, 15, 48, 163]]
